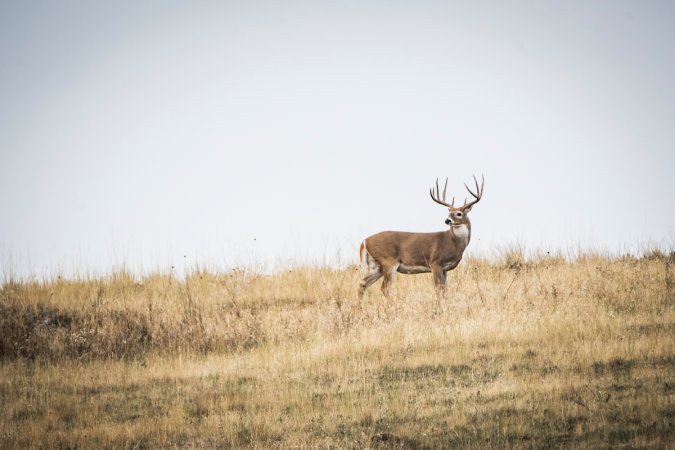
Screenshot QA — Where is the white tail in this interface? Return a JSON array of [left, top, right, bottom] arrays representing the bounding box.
[[359, 240, 368, 269], [358, 175, 484, 298]]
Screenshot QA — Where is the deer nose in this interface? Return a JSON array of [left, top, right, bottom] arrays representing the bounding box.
[[445, 218, 452, 225]]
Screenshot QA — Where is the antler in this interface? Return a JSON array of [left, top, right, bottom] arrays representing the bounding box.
[[462, 174, 484, 209], [429, 178, 455, 208]]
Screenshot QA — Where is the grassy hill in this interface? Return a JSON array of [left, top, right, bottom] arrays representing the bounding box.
[[1, 251, 673, 448]]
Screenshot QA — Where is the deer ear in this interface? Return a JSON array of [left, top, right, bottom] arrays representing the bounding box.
[[463, 205, 473, 213]]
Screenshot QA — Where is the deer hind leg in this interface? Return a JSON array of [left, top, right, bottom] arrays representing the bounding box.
[[358, 249, 382, 299], [359, 268, 382, 299], [380, 263, 400, 298]]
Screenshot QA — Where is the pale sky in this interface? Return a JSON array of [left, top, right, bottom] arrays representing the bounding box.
[[1, 1, 674, 278]]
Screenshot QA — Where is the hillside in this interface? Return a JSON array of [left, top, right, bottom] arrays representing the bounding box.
[[1, 251, 673, 448]]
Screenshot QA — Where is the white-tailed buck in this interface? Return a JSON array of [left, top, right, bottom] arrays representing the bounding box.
[[358, 175, 484, 298]]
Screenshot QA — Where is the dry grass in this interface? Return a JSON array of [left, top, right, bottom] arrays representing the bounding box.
[[1, 251, 673, 449]]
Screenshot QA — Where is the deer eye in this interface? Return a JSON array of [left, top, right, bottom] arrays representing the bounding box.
[[456, 212, 463, 217]]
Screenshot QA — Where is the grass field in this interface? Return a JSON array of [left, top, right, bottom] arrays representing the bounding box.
[[1, 250, 673, 449]]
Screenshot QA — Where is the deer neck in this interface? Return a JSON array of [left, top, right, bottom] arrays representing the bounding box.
[[449, 221, 471, 250]]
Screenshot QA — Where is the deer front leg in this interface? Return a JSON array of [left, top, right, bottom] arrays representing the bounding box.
[[431, 265, 447, 296]]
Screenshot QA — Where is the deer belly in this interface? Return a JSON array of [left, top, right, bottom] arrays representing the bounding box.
[[442, 260, 460, 271], [397, 264, 431, 274]]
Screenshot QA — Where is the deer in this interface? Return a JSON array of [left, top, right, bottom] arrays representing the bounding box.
[[358, 175, 484, 299]]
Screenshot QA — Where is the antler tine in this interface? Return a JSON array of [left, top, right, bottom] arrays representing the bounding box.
[[462, 174, 484, 209], [430, 177, 454, 208]]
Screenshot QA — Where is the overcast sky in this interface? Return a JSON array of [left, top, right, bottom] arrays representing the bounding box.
[[1, 1, 674, 278]]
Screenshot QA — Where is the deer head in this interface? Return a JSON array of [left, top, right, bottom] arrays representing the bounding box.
[[429, 174, 484, 227]]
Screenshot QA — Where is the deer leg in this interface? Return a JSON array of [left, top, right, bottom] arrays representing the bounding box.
[[358, 268, 382, 299], [380, 264, 399, 297], [432, 266, 447, 296]]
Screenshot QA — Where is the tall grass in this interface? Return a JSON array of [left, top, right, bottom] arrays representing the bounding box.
[[1, 250, 673, 448]]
